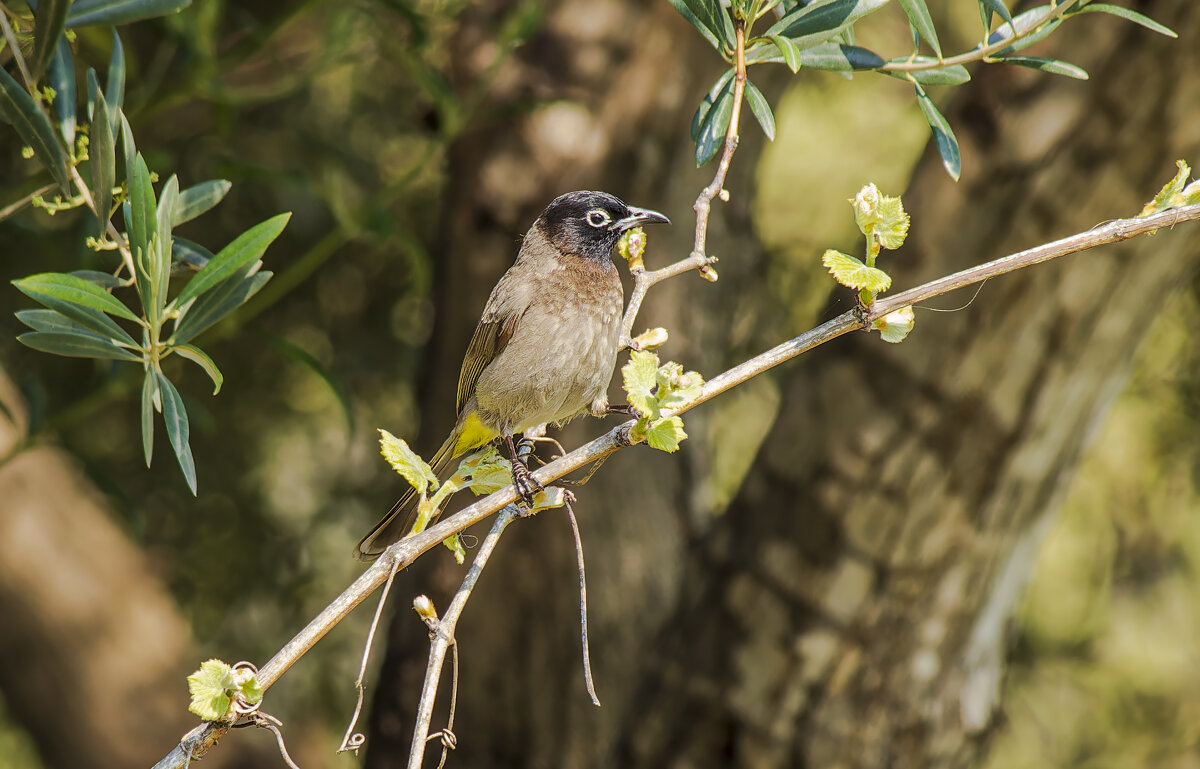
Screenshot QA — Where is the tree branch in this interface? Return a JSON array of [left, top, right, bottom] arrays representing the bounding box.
[[151, 200, 1200, 768]]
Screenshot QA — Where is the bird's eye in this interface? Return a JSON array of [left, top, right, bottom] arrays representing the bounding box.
[[586, 210, 611, 228]]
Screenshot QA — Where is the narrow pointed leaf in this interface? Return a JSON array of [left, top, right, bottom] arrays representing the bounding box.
[[171, 271, 272, 345], [127, 153, 155, 266], [14, 272, 140, 322], [690, 69, 736, 142], [18, 331, 141, 361], [171, 237, 214, 272], [668, 0, 734, 50], [172, 343, 224, 395], [106, 31, 124, 135], [140, 371, 156, 466], [747, 40, 884, 71], [764, 0, 890, 50], [668, 0, 721, 50], [17, 308, 110, 337], [156, 372, 197, 494], [694, 80, 733, 166], [0, 68, 72, 194], [744, 80, 775, 141], [47, 36, 77, 145], [914, 84, 960, 181], [767, 35, 802, 73], [71, 269, 122, 288], [987, 5, 1061, 55], [90, 92, 114, 229], [978, 0, 1013, 29], [173, 180, 231, 226], [999, 56, 1088, 80], [14, 292, 138, 346], [68, 0, 194, 27], [885, 59, 970, 85], [1070, 4, 1176, 37], [31, 0, 70, 81], [172, 213, 290, 308], [897, 0, 941, 57]]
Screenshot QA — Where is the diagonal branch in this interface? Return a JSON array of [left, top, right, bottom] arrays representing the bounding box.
[[150, 200, 1200, 768]]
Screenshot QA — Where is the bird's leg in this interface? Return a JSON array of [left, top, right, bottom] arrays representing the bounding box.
[[605, 404, 641, 418], [504, 433, 543, 507]]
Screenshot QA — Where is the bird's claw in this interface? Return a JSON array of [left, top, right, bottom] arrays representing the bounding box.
[[511, 458, 544, 509]]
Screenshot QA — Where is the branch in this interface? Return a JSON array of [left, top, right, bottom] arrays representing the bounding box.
[[619, 19, 749, 347], [151, 201, 1200, 768], [406, 505, 518, 769]]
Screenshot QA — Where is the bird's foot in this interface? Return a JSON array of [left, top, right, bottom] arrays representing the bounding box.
[[605, 404, 642, 419], [510, 457, 544, 509]]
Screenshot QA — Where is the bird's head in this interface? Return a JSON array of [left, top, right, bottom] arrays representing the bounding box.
[[538, 190, 670, 262]]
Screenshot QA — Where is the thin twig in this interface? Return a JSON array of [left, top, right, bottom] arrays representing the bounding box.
[[619, 19, 749, 347], [0, 182, 55, 222], [337, 557, 401, 754], [565, 497, 599, 706], [407, 504, 519, 769], [150, 201, 1200, 769]]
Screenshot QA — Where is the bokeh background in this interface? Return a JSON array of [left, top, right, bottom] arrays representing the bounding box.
[[1, 1, 1198, 768]]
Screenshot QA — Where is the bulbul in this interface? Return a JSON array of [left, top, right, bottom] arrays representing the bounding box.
[[355, 190, 669, 560]]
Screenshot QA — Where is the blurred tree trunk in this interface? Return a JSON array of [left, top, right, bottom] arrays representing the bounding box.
[[367, 1, 1200, 767], [0, 369, 206, 769]]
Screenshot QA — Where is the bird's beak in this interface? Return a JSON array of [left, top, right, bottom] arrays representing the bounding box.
[[613, 206, 670, 231]]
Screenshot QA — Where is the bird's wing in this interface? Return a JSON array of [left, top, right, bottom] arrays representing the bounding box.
[[456, 284, 527, 415]]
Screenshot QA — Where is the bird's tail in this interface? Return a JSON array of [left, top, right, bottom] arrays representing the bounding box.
[[353, 428, 460, 561]]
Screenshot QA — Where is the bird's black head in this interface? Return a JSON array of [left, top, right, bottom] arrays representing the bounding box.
[[538, 190, 669, 262]]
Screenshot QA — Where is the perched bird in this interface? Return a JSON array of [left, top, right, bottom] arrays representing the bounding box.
[[355, 190, 669, 560]]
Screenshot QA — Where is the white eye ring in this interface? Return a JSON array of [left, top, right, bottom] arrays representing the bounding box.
[[586, 210, 611, 228]]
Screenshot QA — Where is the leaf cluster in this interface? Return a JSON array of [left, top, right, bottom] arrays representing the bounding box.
[[674, 0, 1176, 177], [621, 350, 704, 452], [3, 5, 290, 493]]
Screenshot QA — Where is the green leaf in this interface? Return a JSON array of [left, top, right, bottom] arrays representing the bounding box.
[[694, 80, 733, 166], [186, 659, 234, 722], [70, 269, 122, 288], [767, 35, 802, 73], [14, 272, 140, 322], [998, 56, 1088, 80], [622, 349, 660, 418], [914, 83, 961, 181], [14, 278, 139, 345], [978, 0, 1014, 29], [105, 31, 124, 135], [17, 330, 142, 361], [655, 363, 704, 410], [174, 180, 232, 226], [873, 305, 915, 343], [0, 68, 72, 194], [667, 0, 734, 51], [140, 371, 155, 466], [690, 69, 736, 142], [1069, 3, 1176, 37], [170, 271, 272, 345], [16, 308, 113, 341], [897, 0, 941, 57], [1141, 160, 1190, 215], [744, 80, 775, 141], [379, 429, 438, 495], [172, 213, 291, 309], [68, 0, 194, 27], [822, 249, 893, 292], [154, 175, 179, 307], [90, 90, 115, 229], [987, 5, 1061, 55], [645, 416, 687, 453], [171, 237, 214, 272], [172, 343, 223, 395], [747, 40, 884, 71], [31, 0, 70, 81], [885, 58, 970, 85], [47, 35, 76, 145], [157, 372, 197, 494], [126, 153, 156, 284], [765, 0, 890, 50]]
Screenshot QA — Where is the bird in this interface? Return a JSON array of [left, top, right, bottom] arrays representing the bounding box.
[[355, 190, 670, 560]]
